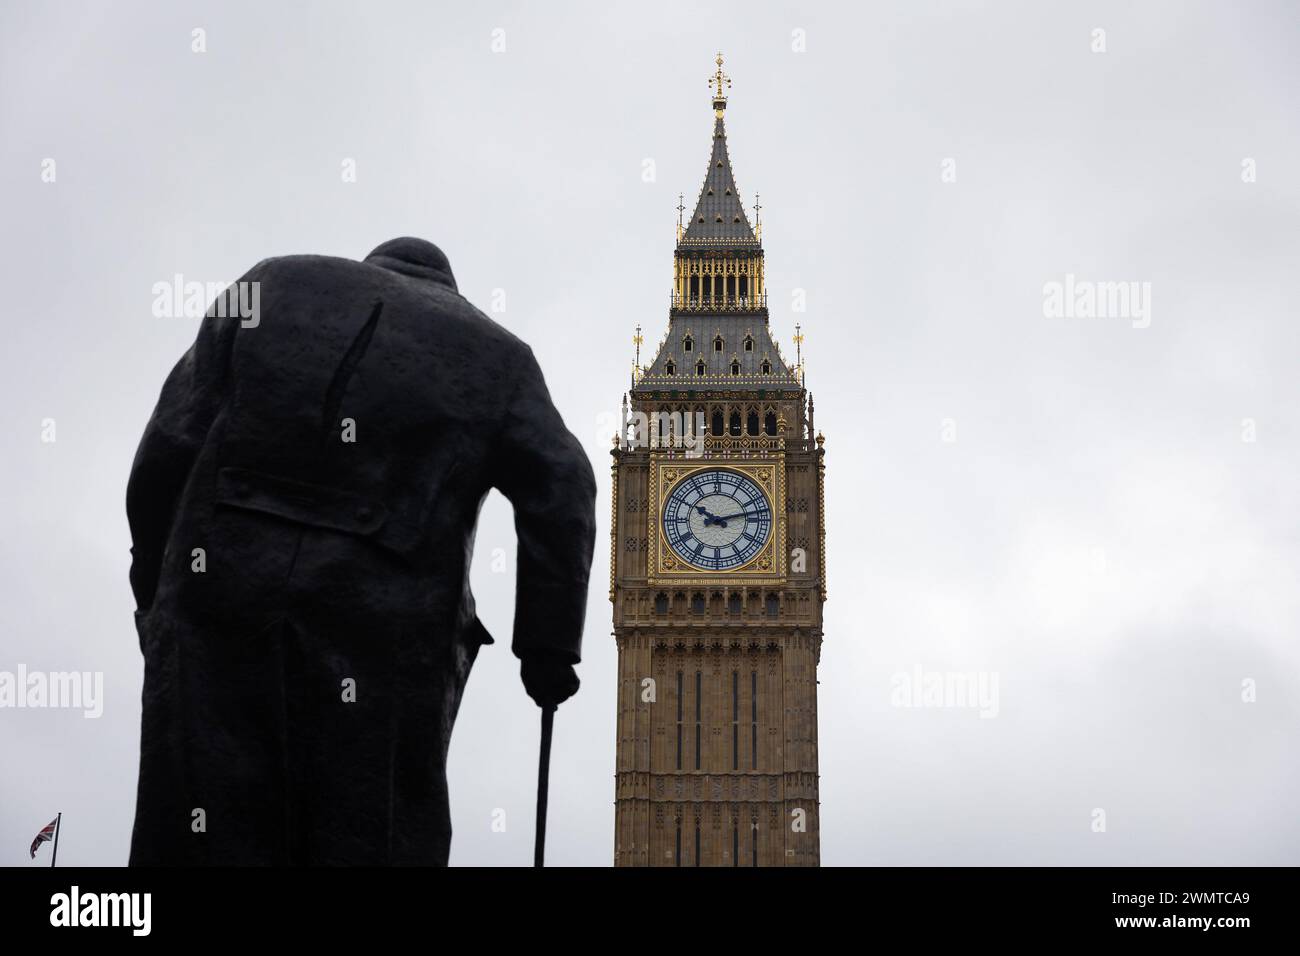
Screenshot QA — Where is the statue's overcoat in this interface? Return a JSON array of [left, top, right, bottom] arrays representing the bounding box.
[[126, 239, 596, 864]]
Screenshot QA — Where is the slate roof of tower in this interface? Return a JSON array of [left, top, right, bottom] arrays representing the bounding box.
[[632, 315, 800, 392], [680, 114, 759, 248]]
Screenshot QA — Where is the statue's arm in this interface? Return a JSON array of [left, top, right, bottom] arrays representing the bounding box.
[[490, 344, 597, 665], [125, 262, 266, 610]]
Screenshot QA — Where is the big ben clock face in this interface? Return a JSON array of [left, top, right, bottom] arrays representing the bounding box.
[[663, 469, 772, 571]]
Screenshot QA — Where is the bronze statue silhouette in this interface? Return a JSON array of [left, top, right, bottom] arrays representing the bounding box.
[[126, 237, 596, 865]]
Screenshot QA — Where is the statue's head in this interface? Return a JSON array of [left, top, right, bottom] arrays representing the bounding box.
[[364, 237, 457, 291]]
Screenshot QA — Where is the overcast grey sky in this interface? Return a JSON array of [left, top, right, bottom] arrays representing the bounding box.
[[2, 0, 1297, 866]]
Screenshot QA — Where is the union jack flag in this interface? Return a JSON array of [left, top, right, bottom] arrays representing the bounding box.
[[30, 817, 58, 859]]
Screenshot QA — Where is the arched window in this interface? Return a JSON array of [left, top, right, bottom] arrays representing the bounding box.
[[731, 360, 741, 376], [691, 592, 705, 614], [711, 409, 725, 436], [665, 361, 675, 376], [696, 359, 706, 376], [713, 335, 724, 352], [746, 411, 759, 435], [760, 358, 772, 374], [654, 592, 668, 614], [764, 411, 777, 435], [683, 335, 693, 352], [765, 593, 780, 617], [744, 335, 754, 352], [728, 593, 742, 615], [729, 411, 742, 436]]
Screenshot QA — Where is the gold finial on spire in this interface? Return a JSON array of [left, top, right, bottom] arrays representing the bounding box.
[[753, 192, 762, 239], [794, 323, 805, 384], [676, 193, 685, 242], [709, 52, 731, 114], [631, 323, 644, 385]]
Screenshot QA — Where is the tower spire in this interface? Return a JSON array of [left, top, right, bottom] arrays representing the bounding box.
[[681, 54, 756, 248]]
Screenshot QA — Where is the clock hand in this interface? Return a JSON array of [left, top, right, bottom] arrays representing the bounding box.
[[694, 505, 725, 526], [696, 508, 742, 529], [694, 503, 767, 528]]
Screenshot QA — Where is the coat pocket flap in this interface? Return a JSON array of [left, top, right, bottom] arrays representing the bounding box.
[[214, 466, 421, 555]]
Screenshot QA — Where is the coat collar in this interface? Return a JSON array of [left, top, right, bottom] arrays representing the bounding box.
[[364, 237, 458, 291]]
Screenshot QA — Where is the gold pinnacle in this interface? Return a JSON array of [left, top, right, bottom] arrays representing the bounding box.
[[709, 52, 731, 100]]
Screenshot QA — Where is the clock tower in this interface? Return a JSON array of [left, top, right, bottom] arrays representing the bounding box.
[[609, 56, 826, 867]]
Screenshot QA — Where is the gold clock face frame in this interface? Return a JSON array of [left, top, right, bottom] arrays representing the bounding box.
[[647, 457, 786, 583]]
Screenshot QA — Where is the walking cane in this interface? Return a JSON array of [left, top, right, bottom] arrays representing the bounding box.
[[534, 704, 556, 867]]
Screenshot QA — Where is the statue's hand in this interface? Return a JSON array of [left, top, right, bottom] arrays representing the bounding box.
[[521, 652, 580, 709]]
